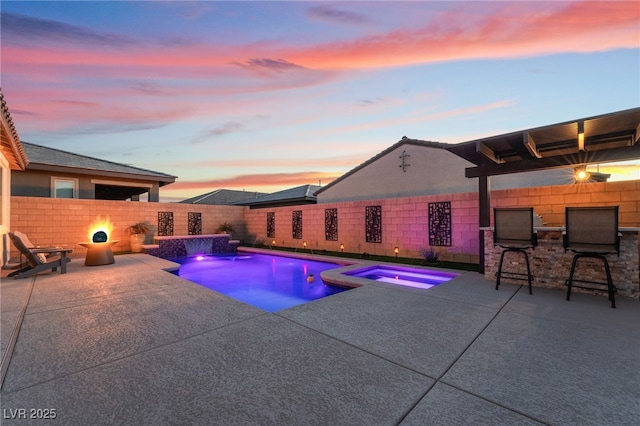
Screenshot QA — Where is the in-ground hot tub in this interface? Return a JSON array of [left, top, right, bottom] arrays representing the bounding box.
[[343, 265, 459, 289]]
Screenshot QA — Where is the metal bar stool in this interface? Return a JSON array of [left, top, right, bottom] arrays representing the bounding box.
[[564, 206, 619, 308], [494, 207, 537, 294]]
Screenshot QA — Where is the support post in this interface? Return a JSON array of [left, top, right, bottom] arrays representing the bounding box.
[[478, 175, 490, 274]]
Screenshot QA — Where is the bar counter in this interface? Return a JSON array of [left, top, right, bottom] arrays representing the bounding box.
[[482, 227, 639, 300]]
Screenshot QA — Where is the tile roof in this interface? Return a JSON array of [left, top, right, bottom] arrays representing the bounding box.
[[179, 189, 267, 205], [0, 90, 28, 170], [237, 184, 321, 207], [21, 141, 176, 183]]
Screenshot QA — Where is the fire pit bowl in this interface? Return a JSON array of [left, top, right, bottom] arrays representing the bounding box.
[[81, 216, 119, 266], [79, 241, 119, 266]]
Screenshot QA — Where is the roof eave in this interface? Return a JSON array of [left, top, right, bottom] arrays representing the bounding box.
[[25, 162, 177, 183]]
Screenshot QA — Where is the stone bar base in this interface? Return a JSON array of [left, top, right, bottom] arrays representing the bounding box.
[[484, 229, 639, 300]]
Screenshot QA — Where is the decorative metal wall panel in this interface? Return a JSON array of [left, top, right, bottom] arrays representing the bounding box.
[[428, 201, 452, 246], [188, 212, 202, 235], [325, 208, 338, 241], [365, 206, 382, 243], [267, 212, 275, 238], [292, 210, 303, 239], [158, 212, 174, 236]]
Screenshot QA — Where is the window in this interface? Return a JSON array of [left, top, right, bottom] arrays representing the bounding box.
[[51, 177, 79, 199]]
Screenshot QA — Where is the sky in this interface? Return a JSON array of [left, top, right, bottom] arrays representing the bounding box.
[[1, 0, 639, 201]]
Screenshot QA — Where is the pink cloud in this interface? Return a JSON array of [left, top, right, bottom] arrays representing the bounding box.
[[3, 1, 636, 137], [316, 100, 515, 138], [163, 171, 339, 192], [286, 2, 638, 68], [157, 154, 367, 170], [6, 2, 636, 74]]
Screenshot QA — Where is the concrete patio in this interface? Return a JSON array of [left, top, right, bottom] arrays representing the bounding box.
[[1, 253, 638, 425]]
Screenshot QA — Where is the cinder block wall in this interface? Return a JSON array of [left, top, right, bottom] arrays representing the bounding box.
[[490, 180, 640, 226], [9, 197, 245, 260], [244, 180, 639, 264], [244, 192, 481, 264], [9, 180, 639, 265]]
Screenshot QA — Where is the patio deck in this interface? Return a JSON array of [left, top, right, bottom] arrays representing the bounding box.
[[1, 254, 638, 425]]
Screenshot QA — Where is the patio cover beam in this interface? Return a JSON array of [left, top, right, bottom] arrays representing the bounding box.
[[464, 142, 640, 178]]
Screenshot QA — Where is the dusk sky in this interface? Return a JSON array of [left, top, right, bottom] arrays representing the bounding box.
[[2, 1, 639, 201]]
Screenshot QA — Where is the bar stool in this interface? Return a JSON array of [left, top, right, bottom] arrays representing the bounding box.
[[494, 207, 537, 294], [564, 206, 619, 308]]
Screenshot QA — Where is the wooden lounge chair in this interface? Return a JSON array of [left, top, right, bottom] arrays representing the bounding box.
[[7, 231, 72, 279]]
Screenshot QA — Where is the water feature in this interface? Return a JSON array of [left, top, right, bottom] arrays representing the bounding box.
[[183, 237, 214, 256]]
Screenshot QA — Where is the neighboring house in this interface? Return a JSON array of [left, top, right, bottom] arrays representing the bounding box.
[[315, 137, 572, 203], [179, 189, 266, 205], [0, 90, 28, 266], [237, 185, 321, 209], [11, 142, 176, 202]]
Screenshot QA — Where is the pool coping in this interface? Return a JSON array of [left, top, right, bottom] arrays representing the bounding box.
[[237, 247, 467, 289]]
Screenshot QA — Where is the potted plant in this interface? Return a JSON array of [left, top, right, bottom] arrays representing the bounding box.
[[125, 222, 150, 253], [215, 222, 235, 236], [420, 246, 440, 265]]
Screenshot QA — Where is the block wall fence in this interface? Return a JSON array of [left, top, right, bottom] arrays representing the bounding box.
[[243, 193, 480, 264], [8, 197, 245, 260], [8, 179, 640, 265]]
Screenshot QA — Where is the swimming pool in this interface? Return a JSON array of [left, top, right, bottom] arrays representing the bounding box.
[[172, 253, 349, 312], [345, 265, 459, 290]]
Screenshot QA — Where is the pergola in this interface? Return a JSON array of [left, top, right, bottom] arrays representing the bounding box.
[[446, 107, 640, 272]]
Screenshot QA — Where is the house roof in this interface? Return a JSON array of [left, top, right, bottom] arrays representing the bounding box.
[[21, 141, 176, 185], [237, 184, 321, 209], [179, 189, 267, 205], [314, 137, 448, 195], [446, 107, 640, 178], [0, 90, 28, 170]]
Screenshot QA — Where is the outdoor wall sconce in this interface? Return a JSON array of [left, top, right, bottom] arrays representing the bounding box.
[[577, 121, 585, 151], [340, 243, 344, 252], [394, 246, 399, 258], [303, 241, 307, 249], [575, 167, 590, 182], [271, 240, 276, 246]]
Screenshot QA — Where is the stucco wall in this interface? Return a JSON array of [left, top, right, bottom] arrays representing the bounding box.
[[11, 170, 161, 200], [1, 154, 10, 266], [12, 170, 93, 198], [8, 197, 245, 261], [318, 145, 478, 203], [317, 143, 576, 203]]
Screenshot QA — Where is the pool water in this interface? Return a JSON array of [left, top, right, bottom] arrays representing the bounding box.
[[346, 266, 459, 290], [172, 253, 349, 312]]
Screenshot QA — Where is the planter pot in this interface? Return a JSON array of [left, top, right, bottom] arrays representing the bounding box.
[[130, 233, 145, 253]]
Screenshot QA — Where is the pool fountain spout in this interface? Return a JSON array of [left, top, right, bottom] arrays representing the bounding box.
[[184, 238, 213, 256]]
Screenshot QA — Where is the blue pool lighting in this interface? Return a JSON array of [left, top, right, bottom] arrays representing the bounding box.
[[172, 253, 349, 312]]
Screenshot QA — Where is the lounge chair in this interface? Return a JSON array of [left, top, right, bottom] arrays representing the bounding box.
[[7, 231, 72, 279]]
